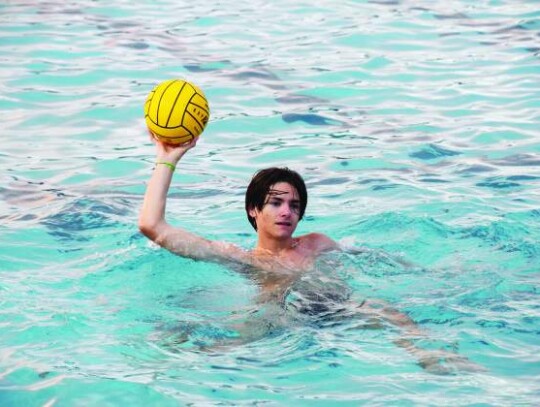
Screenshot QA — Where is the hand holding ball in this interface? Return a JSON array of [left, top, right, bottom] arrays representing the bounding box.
[[144, 79, 210, 144]]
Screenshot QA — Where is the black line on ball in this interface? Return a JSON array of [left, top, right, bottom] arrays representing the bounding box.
[[190, 99, 210, 117], [156, 130, 190, 139], [186, 95, 205, 128], [179, 86, 191, 131], [157, 80, 178, 126], [186, 111, 203, 133], [166, 81, 187, 127], [181, 124, 195, 138], [157, 123, 188, 130]]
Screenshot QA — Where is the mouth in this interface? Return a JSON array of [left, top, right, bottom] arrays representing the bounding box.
[[275, 221, 292, 227]]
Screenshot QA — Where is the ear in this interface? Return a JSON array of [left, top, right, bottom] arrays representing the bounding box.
[[248, 207, 258, 218]]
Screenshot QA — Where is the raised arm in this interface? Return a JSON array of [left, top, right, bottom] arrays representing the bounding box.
[[138, 136, 249, 264]]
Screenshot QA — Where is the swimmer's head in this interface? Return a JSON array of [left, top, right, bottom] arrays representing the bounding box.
[[245, 167, 308, 231]]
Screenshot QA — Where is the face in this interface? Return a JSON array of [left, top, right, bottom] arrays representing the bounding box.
[[249, 182, 301, 239]]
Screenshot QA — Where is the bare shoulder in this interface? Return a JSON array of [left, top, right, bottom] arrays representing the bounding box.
[[299, 232, 339, 254]]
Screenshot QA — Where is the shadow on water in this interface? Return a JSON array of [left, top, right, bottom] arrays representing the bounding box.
[[41, 197, 129, 242], [282, 112, 344, 126], [490, 153, 540, 167], [409, 144, 461, 160], [181, 57, 356, 129]]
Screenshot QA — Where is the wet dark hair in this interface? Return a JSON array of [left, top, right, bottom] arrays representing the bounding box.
[[245, 167, 307, 231]]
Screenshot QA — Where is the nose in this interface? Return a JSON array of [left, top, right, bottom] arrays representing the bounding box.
[[279, 203, 292, 218]]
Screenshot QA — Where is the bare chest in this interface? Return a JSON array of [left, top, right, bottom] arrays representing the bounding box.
[[251, 247, 315, 301]]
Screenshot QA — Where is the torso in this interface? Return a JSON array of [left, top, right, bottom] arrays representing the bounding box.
[[245, 233, 333, 303]]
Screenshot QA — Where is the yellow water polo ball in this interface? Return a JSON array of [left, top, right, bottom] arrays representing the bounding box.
[[144, 79, 210, 144]]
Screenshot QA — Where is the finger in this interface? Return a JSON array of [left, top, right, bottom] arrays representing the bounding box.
[[179, 137, 198, 149], [148, 130, 158, 144], [161, 140, 179, 148]]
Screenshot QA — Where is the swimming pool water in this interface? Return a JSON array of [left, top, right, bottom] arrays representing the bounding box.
[[1, 0, 539, 405]]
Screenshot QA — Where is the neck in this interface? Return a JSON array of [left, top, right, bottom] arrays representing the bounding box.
[[254, 235, 296, 255]]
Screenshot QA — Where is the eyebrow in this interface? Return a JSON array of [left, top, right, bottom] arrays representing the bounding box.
[[265, 187, 297, 199], [268, 188, 299, 195], [266, 195, 301, 205], [268, 196, 300, 202]]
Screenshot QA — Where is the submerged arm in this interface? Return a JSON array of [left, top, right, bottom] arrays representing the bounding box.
[[359, 299, 424, 337], [358, 299, 483, 374]]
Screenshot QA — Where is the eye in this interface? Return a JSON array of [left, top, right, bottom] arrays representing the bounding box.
[[269, 199, 281, 206]]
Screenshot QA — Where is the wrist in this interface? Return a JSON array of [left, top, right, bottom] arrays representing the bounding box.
[[155, 161, 176, 172], [155, 155, 181, 165]]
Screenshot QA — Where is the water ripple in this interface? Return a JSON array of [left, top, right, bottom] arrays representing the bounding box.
[[2, 0, 540, 405]]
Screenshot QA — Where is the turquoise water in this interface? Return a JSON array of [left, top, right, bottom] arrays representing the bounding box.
[[1, 0, 540, 405]]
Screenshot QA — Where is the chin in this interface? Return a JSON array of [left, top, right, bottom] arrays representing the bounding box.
[[274, 229, 295, 239]]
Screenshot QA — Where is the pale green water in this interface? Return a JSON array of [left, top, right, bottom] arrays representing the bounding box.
[[1, 0, 540, 405]]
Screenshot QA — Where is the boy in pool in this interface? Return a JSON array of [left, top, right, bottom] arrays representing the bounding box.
[[139, 138, 337, 285], [139, 137, 481, 374]]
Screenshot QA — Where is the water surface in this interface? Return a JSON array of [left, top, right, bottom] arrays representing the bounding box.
[[1, 0, 539, 405]]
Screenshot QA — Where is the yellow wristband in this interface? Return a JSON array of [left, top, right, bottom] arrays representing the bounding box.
[[156, 161, 176, 172]]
